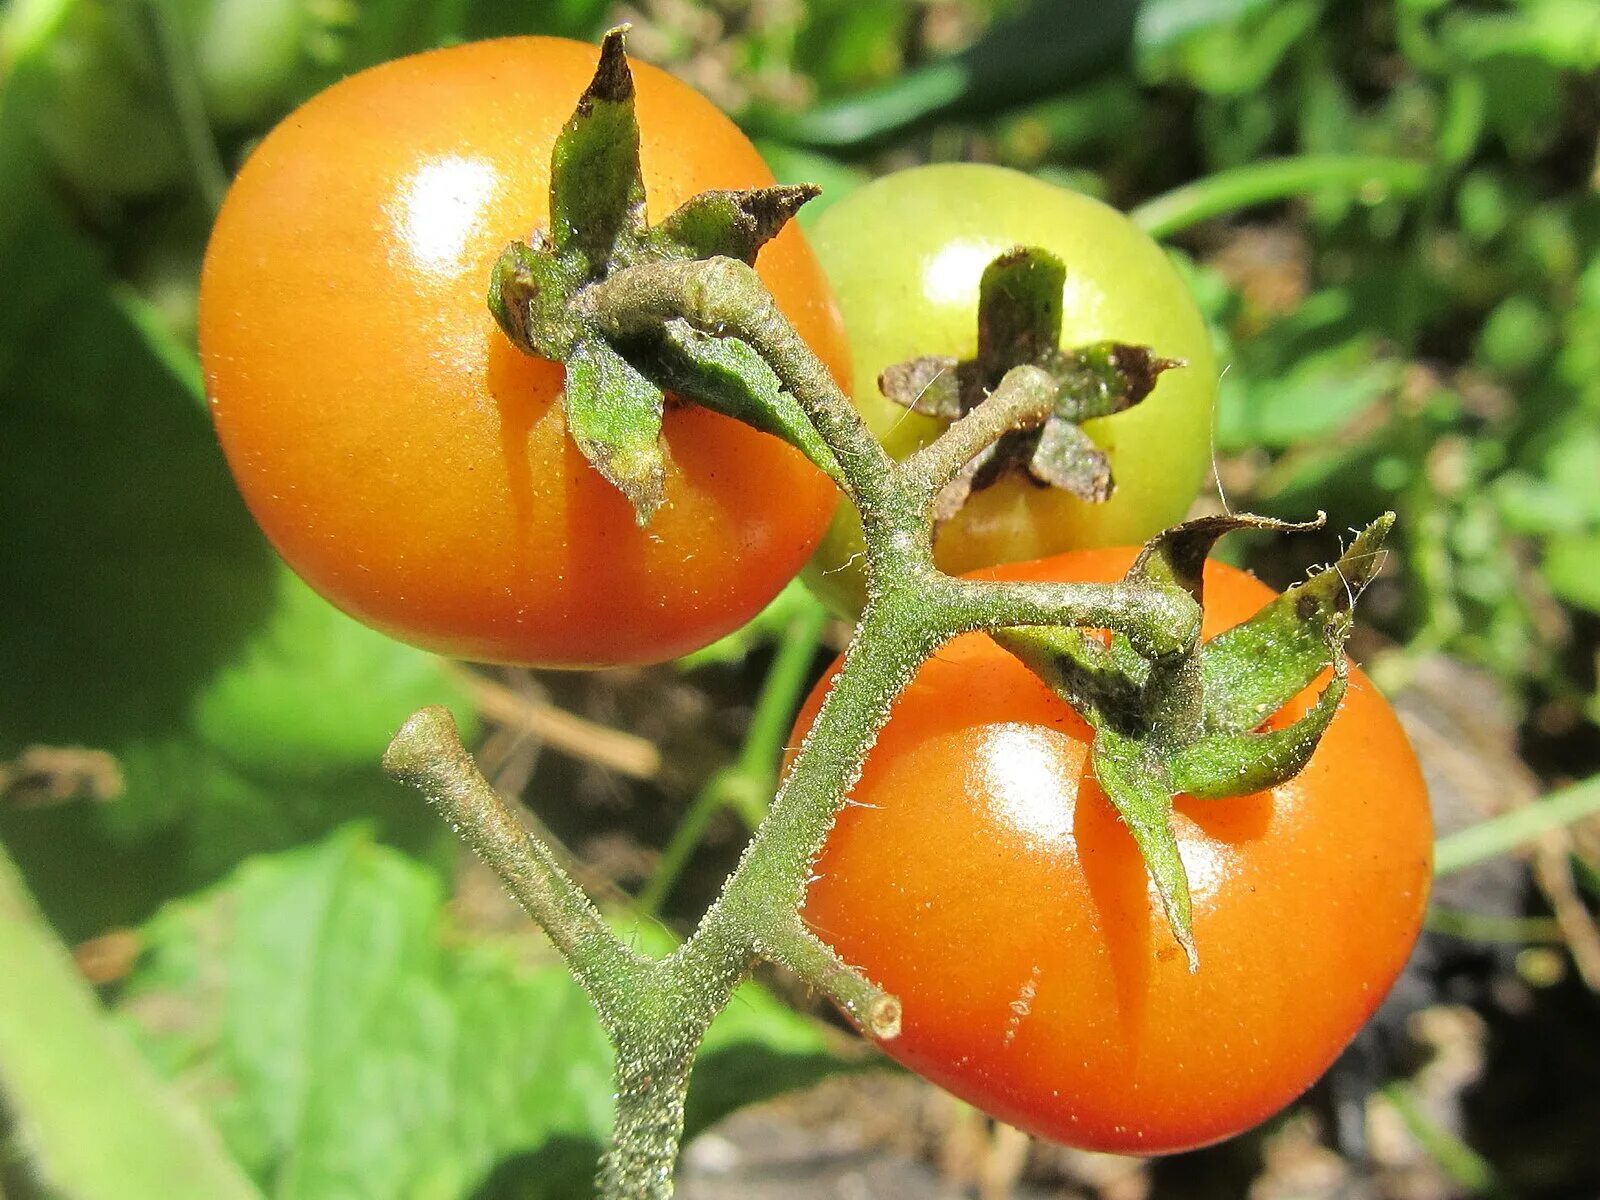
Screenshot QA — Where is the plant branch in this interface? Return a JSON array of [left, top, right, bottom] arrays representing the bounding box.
[[639, 599, 828, 916], [679, 602, 943, 1005], [939, 576, 1201, 660], [898, 364, 1058, 497], [399, 240, 1215, 1200], [756, 917, 901, 1038], [383, 707, 648, 1005], [581, 257, 905, 523]]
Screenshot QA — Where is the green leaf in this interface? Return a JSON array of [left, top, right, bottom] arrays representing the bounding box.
[[0, 842, 262, 1200], [647, 322, 843, 486], [117, 831, 842, 1200], [1543, 531, 1600, 614], [1200, 515, 1392, 733], [548, 27, 646, 274], [650, 185, 819, 265], [488, 236, 585, 360], [1089, 729, 1196, 971], [1216, 332, 1400, 453], [0, 129, 469, 936], [563, 334, 667, 524]]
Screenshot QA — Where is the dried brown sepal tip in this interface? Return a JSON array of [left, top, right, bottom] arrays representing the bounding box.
[[993, 512, 1396, 972], [1130, 511, 1325, 604], [879, 355, 963, 419], [581, 26, 636, 110]]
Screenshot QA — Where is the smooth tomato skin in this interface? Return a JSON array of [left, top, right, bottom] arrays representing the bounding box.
[[802, 165, 1217, 617], [797, 549, 1432, 1153], [201, 38, 848, 667]]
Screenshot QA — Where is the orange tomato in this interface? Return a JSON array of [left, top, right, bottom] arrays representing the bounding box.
[[201, 38, 847, 667], [796, 548, 1432, 1153]]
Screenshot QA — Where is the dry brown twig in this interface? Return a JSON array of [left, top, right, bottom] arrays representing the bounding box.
[[452, 666, 663, 780]]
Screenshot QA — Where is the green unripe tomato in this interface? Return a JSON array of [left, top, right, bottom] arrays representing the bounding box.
[[30, 0, 188, 198], [183, 0, 311, 128], [802, 164, 1218, 616]]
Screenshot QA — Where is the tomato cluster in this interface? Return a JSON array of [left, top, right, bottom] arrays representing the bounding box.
[[201, 34, 1429, 1163]]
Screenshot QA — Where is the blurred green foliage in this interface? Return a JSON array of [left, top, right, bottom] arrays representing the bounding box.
[[116, 830, 840, 1199], [2, 0, 1599, 1195]]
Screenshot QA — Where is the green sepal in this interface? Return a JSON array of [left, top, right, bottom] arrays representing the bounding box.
[[549, 27, 647, 275], [1127, 512, 1318, 603], [489, 28, 837, 526], [649, 185, 819, 265], [1090, 728, 1197, 971], [564, 335, 667, 525], [881, 343, 1180, 430], [991, 626, 1141, 730], [1200, 514, 1393, 734], [1028, 417, 1112, 501], [1169, 646, 1347, 799], [1044, 342, 1183, 422], [977, 247, 1065, 365], [644, 321, 846, 486], [488, 236, 585, 360], [992, 512, 1398, 970]]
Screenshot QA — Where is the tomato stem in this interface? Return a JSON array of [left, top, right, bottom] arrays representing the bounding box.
[[897, 363, 1058, 497], [390, 241, 1223, 1197], [638, 599, 829, 917], [382, 707, 653, 1010]]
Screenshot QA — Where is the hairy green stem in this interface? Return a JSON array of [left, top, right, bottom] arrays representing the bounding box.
[[939, 576, 1200, 660], [382, 708, 649, 1008], [596, 986, 709, 1200], [898, 363, 1058, 495], [684, 597, 943, 969], [639, 599, 829, 917], [601, 1049, 695, 1200]]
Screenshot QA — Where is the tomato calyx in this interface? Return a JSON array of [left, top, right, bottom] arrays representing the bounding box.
[[878, 246, 1182, 521], [995, 511, 1395, 969], [488, 26, 837, 524]]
